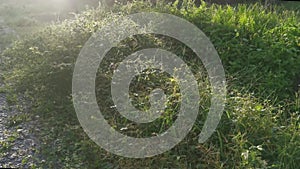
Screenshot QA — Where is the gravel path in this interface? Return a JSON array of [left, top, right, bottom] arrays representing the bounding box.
[[0, 18, 43, 168]]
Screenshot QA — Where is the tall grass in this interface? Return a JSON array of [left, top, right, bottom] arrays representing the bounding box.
[[1, 0, 299, 168]]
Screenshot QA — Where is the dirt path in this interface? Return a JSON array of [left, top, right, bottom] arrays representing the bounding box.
[[0, 18, 43, 168]]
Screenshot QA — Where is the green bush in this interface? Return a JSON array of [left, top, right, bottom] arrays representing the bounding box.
[[1, 0, 299, 168]]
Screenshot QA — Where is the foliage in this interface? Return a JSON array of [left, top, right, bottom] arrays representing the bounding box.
[[1, 0, 299, 168]]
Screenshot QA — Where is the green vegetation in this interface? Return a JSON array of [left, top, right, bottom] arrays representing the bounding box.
[[1, 0, 299, 168]]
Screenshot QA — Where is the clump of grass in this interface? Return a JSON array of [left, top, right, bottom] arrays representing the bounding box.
[[1, 0, 299, 168]]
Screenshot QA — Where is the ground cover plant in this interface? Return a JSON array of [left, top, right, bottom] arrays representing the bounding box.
[[1, 0, 299, 168]]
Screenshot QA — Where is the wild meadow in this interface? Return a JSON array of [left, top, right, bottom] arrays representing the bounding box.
[[0, 0, 299, 168]]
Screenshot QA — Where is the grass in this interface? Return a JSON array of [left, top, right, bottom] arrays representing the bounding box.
[[0, 0, 300, 168], [280, 1, 300, 12]]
